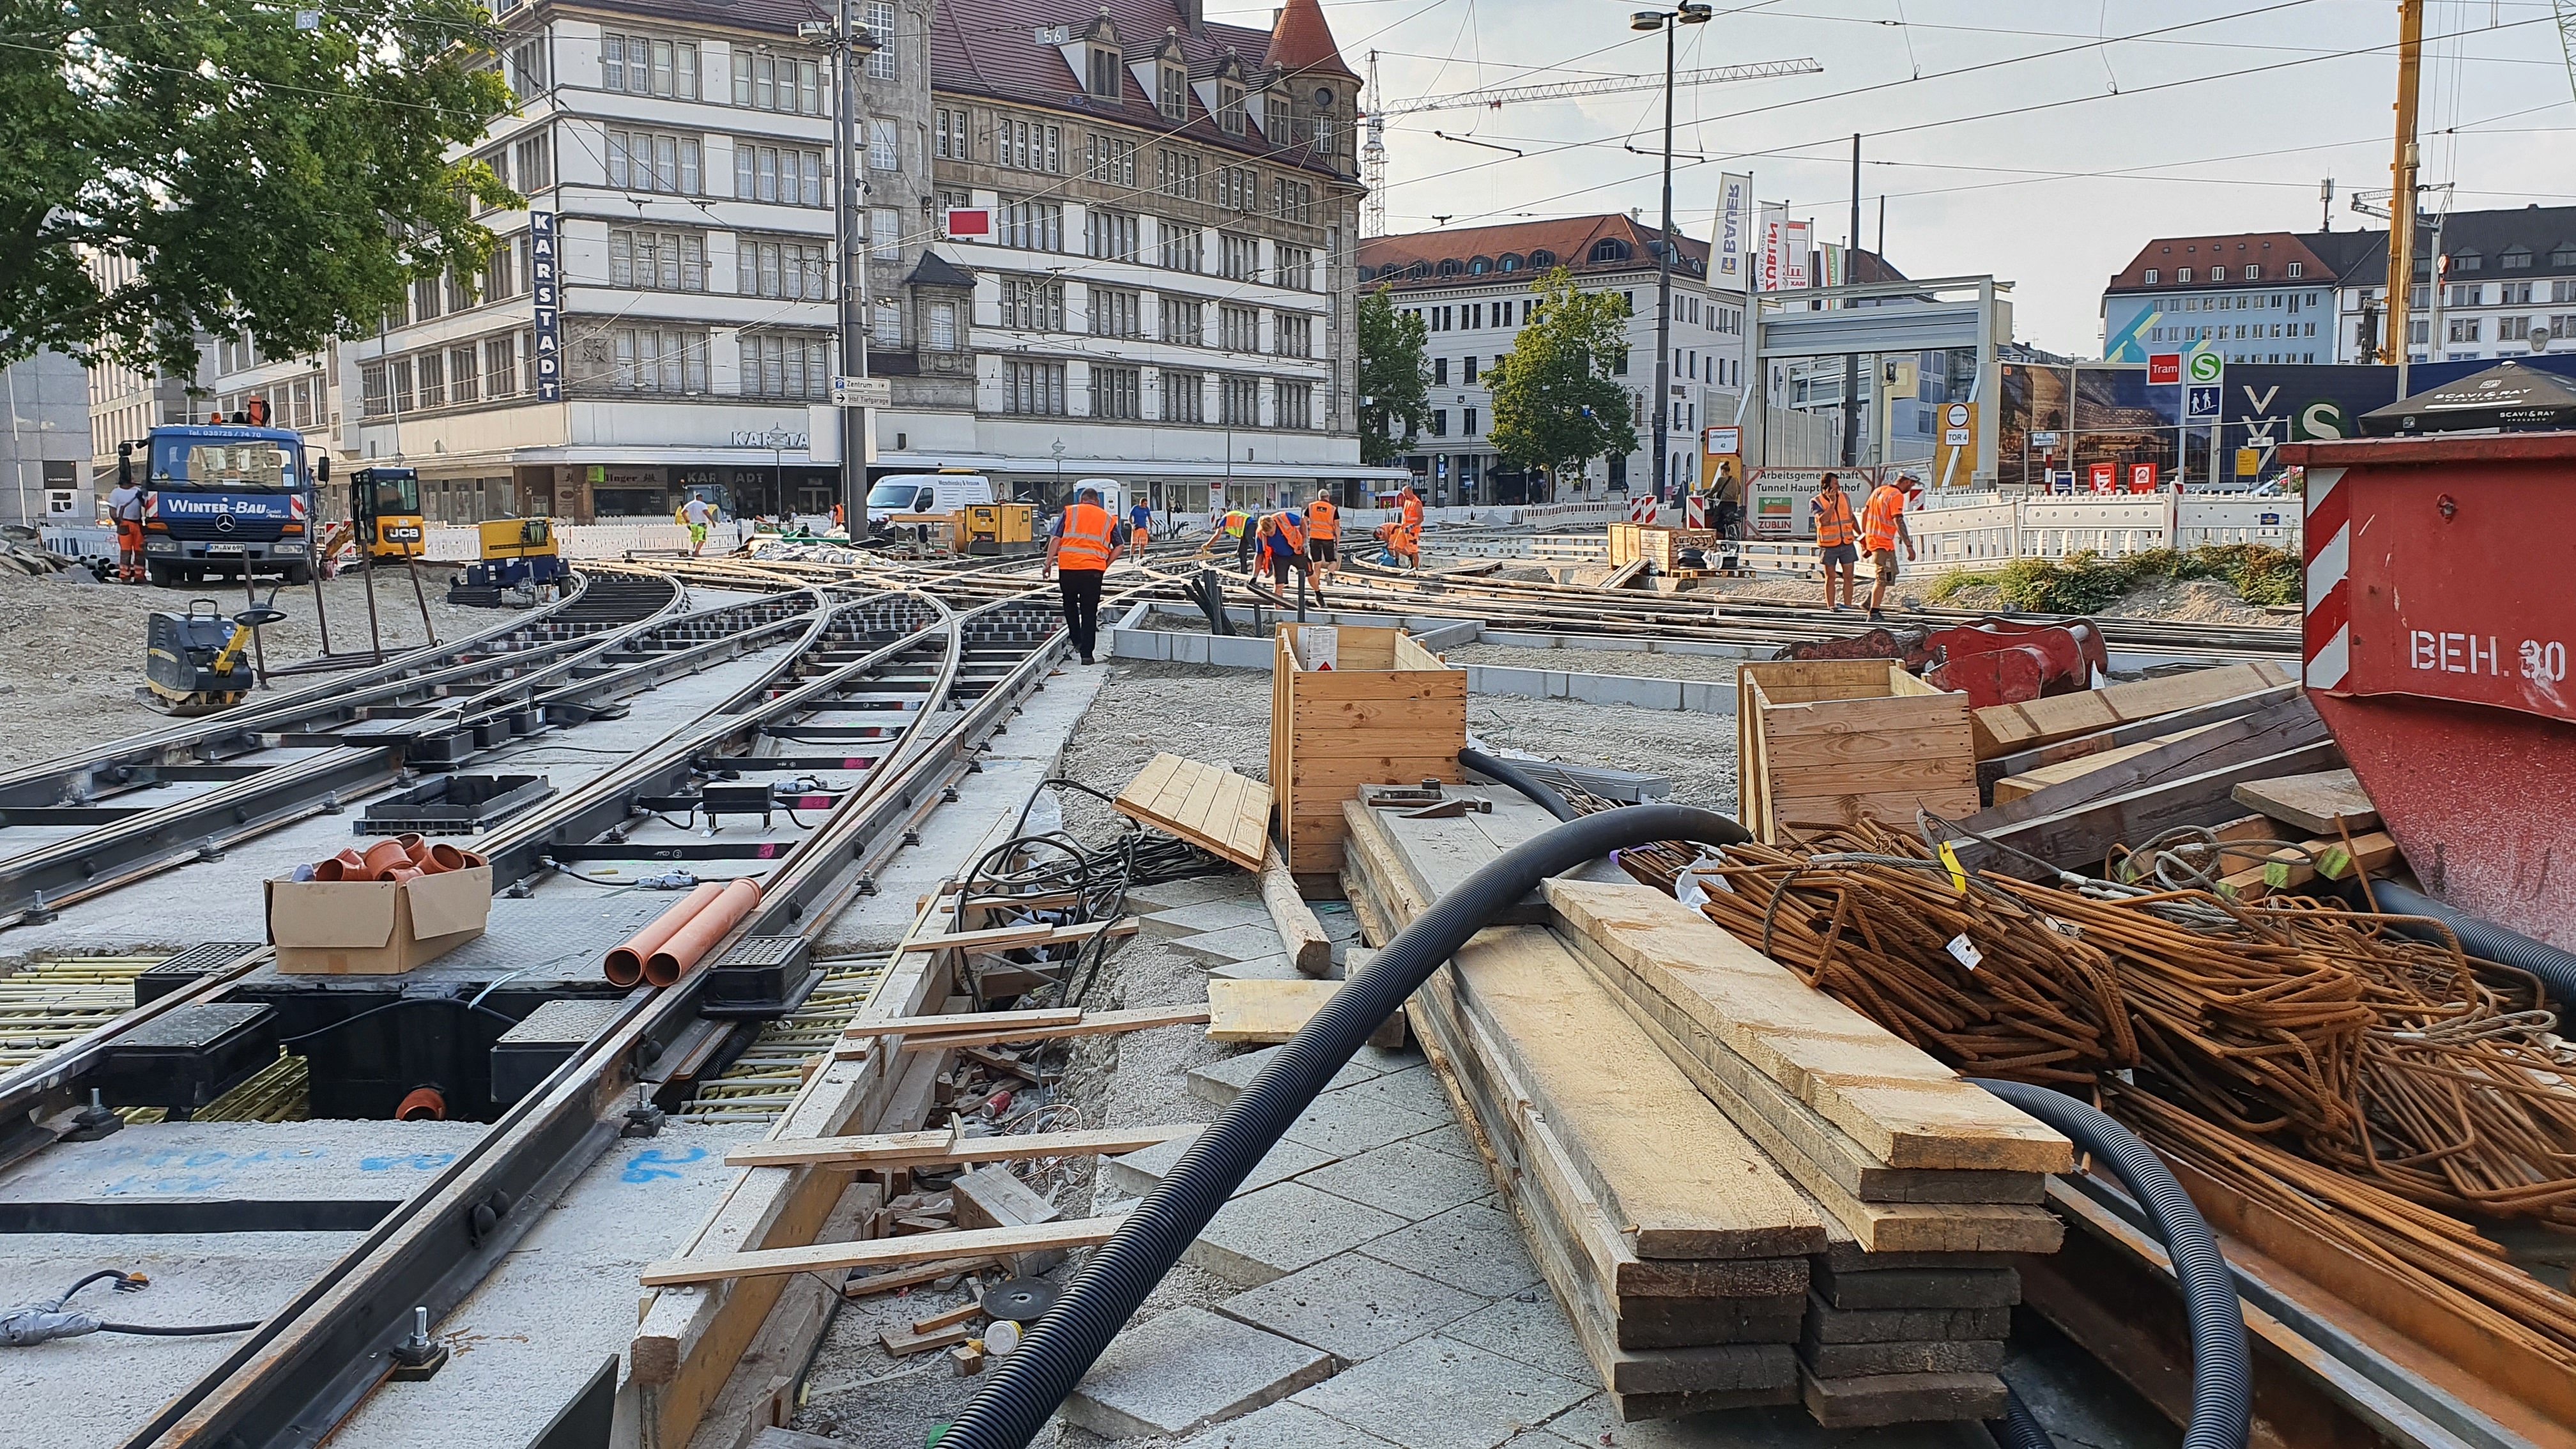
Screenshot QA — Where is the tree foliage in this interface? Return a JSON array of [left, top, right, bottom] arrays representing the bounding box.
[[1, 0, 519, 378], [1356, 284, 1427, 467], [1487, 268, 1637, 489]]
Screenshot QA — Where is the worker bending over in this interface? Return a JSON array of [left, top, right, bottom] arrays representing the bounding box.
[[1859, 472, 1917, 622], [107, 444, 146, 583], [1257, 510, 1311, 593], [1810, 471, 1860, 613], [1197, 507, 1250, 562], [1305, 491, 1340, 578], [1045, 486, 1115, 664]]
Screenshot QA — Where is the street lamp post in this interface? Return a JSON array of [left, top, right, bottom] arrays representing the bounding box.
[[804, 11, 880, 530], [1631, 2, 1709, 512]]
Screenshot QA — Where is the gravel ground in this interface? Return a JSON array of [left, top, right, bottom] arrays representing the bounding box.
[[0, 565, 495, 768], [1441, 642, 1740, 684]]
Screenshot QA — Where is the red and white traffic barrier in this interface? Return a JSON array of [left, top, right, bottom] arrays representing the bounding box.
[[2302, 466, 2349, 691]]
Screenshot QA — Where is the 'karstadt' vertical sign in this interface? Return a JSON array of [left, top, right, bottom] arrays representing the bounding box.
[[530, 212, 562, 402]]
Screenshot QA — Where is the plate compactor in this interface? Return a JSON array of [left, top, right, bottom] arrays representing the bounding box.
[[141, 597, 286, 716]]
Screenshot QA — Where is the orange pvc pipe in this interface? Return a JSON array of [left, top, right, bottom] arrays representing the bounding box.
[[360, 839, 410, 879], [417, 843, 467, 875], [312, 858, 346, 882], [397, 1086, 447, 1121], [602, 882, 726, 987], [330, 848, 367, 874], [383, 864, 422, 885], [645, 878, 761, 986]]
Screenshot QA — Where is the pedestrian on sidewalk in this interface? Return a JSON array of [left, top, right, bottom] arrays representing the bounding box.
[[680, 494, 718, 556], [1811, 471, 1859, 612], [1860, 471, 1918, 621], [1045, 486, 1115, 664]]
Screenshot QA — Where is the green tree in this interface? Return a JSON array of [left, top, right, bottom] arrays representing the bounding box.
[[1487, 268, 1637, 494], [1356, 284, 1428, 467], [1, 0, 519, 378]]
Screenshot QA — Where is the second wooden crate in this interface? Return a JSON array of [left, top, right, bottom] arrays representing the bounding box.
[[1270, 624, 1466, 876], [1735, 660, 1977, 843]]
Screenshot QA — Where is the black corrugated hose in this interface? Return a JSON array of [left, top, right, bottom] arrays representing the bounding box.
[[1972, 1078, 2252, 1449], [2368, 880, 2576, 1009], [1457, 746, 1579, 822], [935, 804, 1751, 1448]]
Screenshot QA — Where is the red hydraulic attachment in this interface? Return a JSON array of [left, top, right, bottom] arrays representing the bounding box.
[[1773, 618, 2105, 710], [2281, 434, 2576, 949]]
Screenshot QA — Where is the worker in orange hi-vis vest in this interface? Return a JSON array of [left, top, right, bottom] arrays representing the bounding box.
[[1859, 471, 1918, 622], [1399, 484, 1424, 533], [1305, 492, 1341, 578], [1809, 471, 1861, 613], [1045, 486, 1116, 665]]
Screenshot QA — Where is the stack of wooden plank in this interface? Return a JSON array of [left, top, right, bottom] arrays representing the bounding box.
[[1340, 793, 2072, 1429]]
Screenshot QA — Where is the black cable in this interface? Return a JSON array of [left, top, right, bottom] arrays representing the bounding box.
[[96, 1319, 266, 1336], [278, 995, 517, 1047]]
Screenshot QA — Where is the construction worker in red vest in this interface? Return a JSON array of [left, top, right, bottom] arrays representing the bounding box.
[[1257, 509, 1310, 592], [1810, 471, 1861, 613], [1859, 471, 1917, 622], [1306, 491, 1340, 578], [1045, 486, 1116, 664]]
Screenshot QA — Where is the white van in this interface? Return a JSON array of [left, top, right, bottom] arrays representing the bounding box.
[[866, 473, 995, 525]]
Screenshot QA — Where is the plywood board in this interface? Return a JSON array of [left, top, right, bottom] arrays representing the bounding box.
[[2230, 767, 2379, 835], [1115, 753, 1271, 870]]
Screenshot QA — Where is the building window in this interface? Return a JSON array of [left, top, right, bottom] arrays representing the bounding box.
[[1275, 313, 1312, 357], [2555, 279, 2576, 303], [1157, 220, 1202, 272], [512, 130, 551, 191], [1271, 179, 1312, 224], [739, 333, 831, 398], [998, 199, 1064, 252], [1276, 381, 1312, 431], [1216, 165, 1257, 211], [360, 362, 388, 418], [2450, 283, 2481, 307], [2448, 317, 2482, 343], [505, 35, 548, 95], [2245, 264, 2261, 281], [739, 236, 829, 300], [608, 130, 702, 194], [2505, 281, 2534, 305], [1275, 244, 1312, 291], [2500, 315, 2533, 341], [1218, 232, 1258, 282], [732, 50, 824, 114], [482, 241, 518, 301], [609, 229, 707, 291], [2408, 319, 2430, 344], [609, 327, 710, 393], [445, 268, 473, 314], [1462, 404, 1477, 435], [1000, 276, 1066, 330], [1086, 209, 1140, 263], [2178, 267, 2193, 282], [486, 335, 518, 396], [1162, 369, 1202, 421], [2455, 250, 2482, 272], [416, 351, 444, 408], [935, 109, 968, 159], [412, 275, 443, 321], [1219, 304, 1258, 351], [1088, 46, 1122, 100], [1156, 148, 1199, 199], [449, 346, 480, 404], [1427, 408, 1446, 438], [1094, 364, 1141, 418], [2285, 261, 2303, 278], [1004, 360, 1068, 415], [874, 300, 903, 346], [602, 34, 699, 100], [1158, 64, 1188, 121], [1159, 296, 1202, 346], [862, 0, 896, 76], [1432, 356, 1448, 386], [928, 301, 958, 349], [1086, 135, 1137, 187], [1091, 287, 1142, 339], [871, 206, 901, 259], [1220, 373, 1259, 424], [2550, 314, 2576, 339], [870, 118, 900, 171], [999, 118, 1062, 172], [1217, 82, 1245, 135], [734, 143, 826, 206]]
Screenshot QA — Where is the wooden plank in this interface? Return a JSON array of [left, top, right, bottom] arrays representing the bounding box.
[[1990, 722, 2224, 803], [1975, 682, 2304, 795], [1115, 753, 1270, 868], [841, 1256, 1003, 1298], [1204, 977, 1404, 1048], [2230, 767, 2379, 835], [641, 1216, 1129, 1287], [1542, 879, 2074, 1176], [1447, 925, 1826, 1261], [834, 1004, 1211, 1055], [2217, 831, 2400, 902], [1968, 661, 2296, 758], [1966, 693, 2329, 830], [881, 1322, 976, 1356], [862, 1008, 1082, 1036], [1258, 841, 1335, 976], [1955, 740, 2344, 880], [727, 1123, 1197, 1170], [910, 1300, 988, 1333], [894, 917, 1139, 954]]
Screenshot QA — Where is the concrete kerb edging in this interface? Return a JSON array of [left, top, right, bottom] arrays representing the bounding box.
[[1107, 605, 1738, 716]]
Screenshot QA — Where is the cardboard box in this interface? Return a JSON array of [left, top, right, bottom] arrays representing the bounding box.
[[266, 865, 493, 975]]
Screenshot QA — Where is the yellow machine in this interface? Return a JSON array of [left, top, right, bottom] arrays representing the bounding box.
[[449, 518, 565, 604], [141, 597, 286, 715], [351, 466, 427, 560], [958, 502, 1038, 555]]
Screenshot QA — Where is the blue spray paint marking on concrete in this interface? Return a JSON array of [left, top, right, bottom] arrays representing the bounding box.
[[622, 1146, 709, 1183], [360, 1153, 460, 1172]]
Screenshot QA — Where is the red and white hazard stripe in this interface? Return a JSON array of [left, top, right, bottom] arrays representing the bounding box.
[[1628, 496, 1659, 525], [1685, 494, 1708, 530], [2303, 466, 2349, 691]]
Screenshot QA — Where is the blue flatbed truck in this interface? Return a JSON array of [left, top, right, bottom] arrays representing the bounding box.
[[134, 424, 318, 586]]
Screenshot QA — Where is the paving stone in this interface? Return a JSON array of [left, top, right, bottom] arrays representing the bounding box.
[[1537, 1394, 1844, 1446], [1407, 1123, 1488, 1163], [1061, 1305, 1333, 1439], [1291, 1333, 1594, 1449], [1281, 1084, 1452, 1159], [1144, 898, 1277, 939], [1352, 1044, 1427, 1074], [1441, 1293, 1601, 1389], [1189, 1045, 1383, 1107], [1338, 1063, 1455, 1118], [1172, 1399, 1404, 1449], [1300, 1137, 1498, 1222], [1103, 1130, 1336, 1200], [1126, 877, 1254, 913], [1217, 1250, 1489, 1363], [1188, 1180, 1409, 1287], [1360, 1198, 1543, 1298], [1167, 921, 1290, 965], [1211, 953, 1311, 981]]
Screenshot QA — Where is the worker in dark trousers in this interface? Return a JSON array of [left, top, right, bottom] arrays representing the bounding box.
[[1237, 511, 1266, 574], [1045, 486, 1115, 664]]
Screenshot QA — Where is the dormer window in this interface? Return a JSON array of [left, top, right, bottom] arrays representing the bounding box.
[[2287, 261, 2304, 278], [1089, 47, 1123, 99], [2178, 267, 2193, 282], [2210, 265, 2226, 282], [2244, 263, 2260, 281], [1218, 81, 1245, 134], [1158, 64, 1186, 120], [2144, 268, 2159, 284], [2504, 247, 2532, 270], [2455, 250, 2482, 272]]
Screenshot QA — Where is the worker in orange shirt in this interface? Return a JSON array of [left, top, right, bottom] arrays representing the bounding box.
[[1809, 471, 1860, 613], [1305, 491, 1340, 578], [1859, 470, 1918, 622], [1044, 486, 1116, 664], [1400, 483, 1424, 534]]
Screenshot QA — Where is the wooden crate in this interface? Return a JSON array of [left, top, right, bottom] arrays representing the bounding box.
[[1270, 624, 1466, 875], [1735, 661, 1977, 843], [1606, 523, 1720, 572]]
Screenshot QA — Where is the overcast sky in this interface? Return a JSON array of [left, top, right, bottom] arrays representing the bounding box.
[[1303, 0, 2576, 355]]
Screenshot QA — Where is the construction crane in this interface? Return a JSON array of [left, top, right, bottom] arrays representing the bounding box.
[[2559, 0, 2576, 100], [1360, 52, 1824, 236]]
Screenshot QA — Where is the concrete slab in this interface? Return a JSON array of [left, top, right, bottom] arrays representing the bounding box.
[[1188, 1180, 1410, 1287], [1167, 921, 1289, 966], [1216, 1250, 1489, 1363], [1060, 1305, 1333, 1439], [1289, 1333, 1594, 1449], [1126, 876, 1255, 913], [1405, 1123, 1489, 1164], [0, 1119, 487, 1232], [1209, 953, 1311, 981], [1188, 1044, 1388, 1107], [1298, 1137, 1498, 1223], [1439, 1293, 1602, 1390], [1175, 1399, 1406, 1449], [1337, 1064, 1455, 1119], [1279, 1084, 1452, 1160], [1143, 899, 1275, 939], [1359, 1199, 1544, 1299], [1102, 1130, 1336, 1201]]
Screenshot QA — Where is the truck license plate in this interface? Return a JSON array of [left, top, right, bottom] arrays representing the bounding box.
[[205, 544, 246, 555]]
